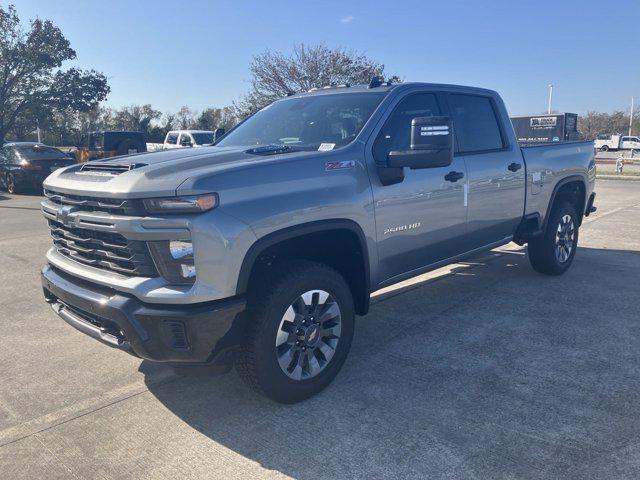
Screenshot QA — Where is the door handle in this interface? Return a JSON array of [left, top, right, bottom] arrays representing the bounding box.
[[508, 162, 522, 172], [444, 171, 464, 182]]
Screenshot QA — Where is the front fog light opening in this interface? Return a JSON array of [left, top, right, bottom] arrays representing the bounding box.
[[170, 240, 193, 260], [148, 240, 197, 284], [180, 264, 196, 279]]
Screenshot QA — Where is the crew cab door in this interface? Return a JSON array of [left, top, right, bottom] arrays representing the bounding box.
[[446, 93, 525, 246], [369, 91, 469, 284]]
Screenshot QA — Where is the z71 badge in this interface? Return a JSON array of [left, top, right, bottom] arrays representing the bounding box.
[[325, 160, 355, 171]]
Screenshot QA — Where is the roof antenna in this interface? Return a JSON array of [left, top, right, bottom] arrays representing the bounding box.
[[368, 76, 383, 88]]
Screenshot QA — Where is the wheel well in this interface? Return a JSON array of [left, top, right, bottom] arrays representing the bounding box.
[[242, 228, 369, 316], [552, 180, 586, 225]]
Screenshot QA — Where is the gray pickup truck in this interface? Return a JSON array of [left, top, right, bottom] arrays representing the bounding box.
[[41, 80, 596, 403]]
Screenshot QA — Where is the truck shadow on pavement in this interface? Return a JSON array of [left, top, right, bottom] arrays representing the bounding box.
[[143, 245, 640, 479]]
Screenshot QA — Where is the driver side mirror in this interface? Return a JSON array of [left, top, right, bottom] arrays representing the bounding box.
[[387, 116, 453, 169]]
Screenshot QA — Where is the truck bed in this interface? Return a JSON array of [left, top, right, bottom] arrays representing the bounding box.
[[520, 140, 596, 222]]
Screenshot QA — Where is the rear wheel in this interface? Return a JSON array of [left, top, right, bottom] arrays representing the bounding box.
[[528, 200, 579, 275], [236, 260, 355, 403], [6, 173, 20, 194]]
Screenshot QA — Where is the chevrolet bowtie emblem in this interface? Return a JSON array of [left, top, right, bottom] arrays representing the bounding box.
[[56, 205, 78, 226]]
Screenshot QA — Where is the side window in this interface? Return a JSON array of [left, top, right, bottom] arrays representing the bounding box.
[[373, 92, 441, 162], [179, 133, 192, 145], [166, 132, 178, 145], [448, 94, 504, 153]]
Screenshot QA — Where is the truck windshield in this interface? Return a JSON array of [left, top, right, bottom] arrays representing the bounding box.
[[217, 92, 386, 151]]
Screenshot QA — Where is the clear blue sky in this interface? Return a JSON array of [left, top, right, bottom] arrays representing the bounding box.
[[11, 0, 640, 116]]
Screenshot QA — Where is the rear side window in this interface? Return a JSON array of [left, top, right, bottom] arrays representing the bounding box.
[[373, 92, 441, 161], [448, 94, 504, 153], [166, 132, 178, 145]]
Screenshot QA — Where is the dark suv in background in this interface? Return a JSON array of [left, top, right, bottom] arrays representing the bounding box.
[[0, 142, 76, 194], [70, 131, 147, 163]]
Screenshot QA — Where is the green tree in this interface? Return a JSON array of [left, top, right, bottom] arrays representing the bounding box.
[[236, 43, 400, 118], [0, 4, 110, 143], [578, 111, 640, 140], [176, 106, 196, 130], [196, 107, 222, 131], [196, 106, 238, 131], [112, 104, 161, 136]]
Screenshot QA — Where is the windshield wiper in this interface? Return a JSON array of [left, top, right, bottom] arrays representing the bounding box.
[[245, 144, 301, 156]]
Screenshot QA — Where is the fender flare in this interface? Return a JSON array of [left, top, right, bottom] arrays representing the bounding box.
[[542, 174, 588, 230], [235, 219, 371, 313]]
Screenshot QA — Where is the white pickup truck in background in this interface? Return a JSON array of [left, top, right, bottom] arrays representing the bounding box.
[[594, 134, 640, 151], [163, 130, 214, 149]]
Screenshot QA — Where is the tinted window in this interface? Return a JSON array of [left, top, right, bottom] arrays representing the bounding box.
[[166, 132, 178, 144], [217, 92, 385, 150], [93, 133, 104, 150], [179, 133, 192, 145], [373, 92, 441, 161], [192, 132, 213, 145], [449, 94, 504, 153], [15, 145, 68, 160]]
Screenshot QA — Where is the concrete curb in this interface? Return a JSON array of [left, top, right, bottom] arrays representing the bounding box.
[[596, 175, 640, 181]]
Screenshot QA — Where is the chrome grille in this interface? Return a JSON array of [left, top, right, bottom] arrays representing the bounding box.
[[44, 189, 145, 216], [47, 218, 157, 277]]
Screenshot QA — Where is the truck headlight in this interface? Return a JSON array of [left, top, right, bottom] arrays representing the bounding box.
[[148, 240, 196, 284], [143, 194, 218, 214]]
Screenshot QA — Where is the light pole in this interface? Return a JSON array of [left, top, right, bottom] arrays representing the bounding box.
[[547, 84, 553, 114], [629, 96, 634, 136]]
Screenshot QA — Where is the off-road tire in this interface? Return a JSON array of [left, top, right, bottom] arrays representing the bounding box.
[[528, 200, 579, 275], [236, 260, 355, 403]]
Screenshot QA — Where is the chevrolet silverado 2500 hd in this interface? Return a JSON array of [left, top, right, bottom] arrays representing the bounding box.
[[41, 80, 596, 403]]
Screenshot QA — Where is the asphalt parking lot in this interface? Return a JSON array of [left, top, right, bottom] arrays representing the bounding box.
[[1, 180, 639, 479]]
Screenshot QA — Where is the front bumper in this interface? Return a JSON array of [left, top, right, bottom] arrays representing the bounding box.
[[41, 265, 246, 368], [40, 197, 256, 304]]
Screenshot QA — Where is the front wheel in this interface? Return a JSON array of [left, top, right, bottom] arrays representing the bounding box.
[[236, 260, 355, 403], [527, 200, 579, 275], [600, 145, 609, 152]]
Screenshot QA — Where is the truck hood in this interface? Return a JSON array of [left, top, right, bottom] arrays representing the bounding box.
[[43, 146, 286, 198]]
